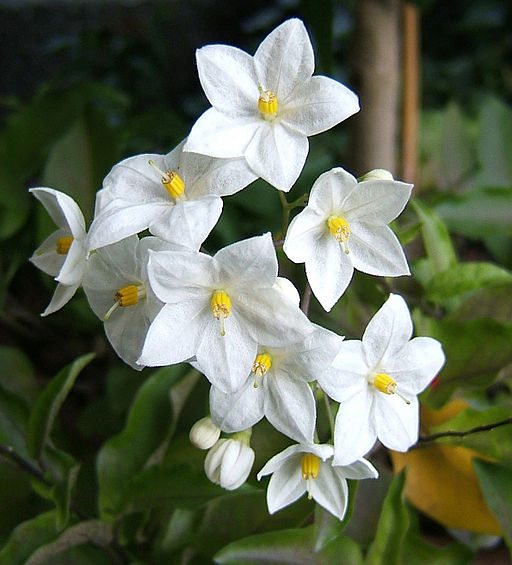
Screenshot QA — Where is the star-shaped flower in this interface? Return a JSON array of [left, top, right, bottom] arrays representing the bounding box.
[[318, 294, 445, 466], [29, 187, 88, 316], [87, 139, 257, 251], [283, 167, 413, 311], [257, 443, 378, 520], [184, 18, 359, 192], [138, 233, 314, 393], [209, 326, 343, 444], [83, 235, 181, 370]]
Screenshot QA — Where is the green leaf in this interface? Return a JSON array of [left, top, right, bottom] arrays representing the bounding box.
[[410, 198, 457, 278], [0, 383, 30, 457], [0, 511, 59, 565], [474, 459, 512, 552], [0, 345, 37, 404], [24, 520, 112, 565], [214, 526, 317, 565], [26, 353, 95, 461], [317, 533, 363, 565], [46, 446, 81, 530], [365, 471, 408, 565], [120, 463, 225, 513], [430, 406, 512, 465], [450, 281, 512, 323], [96, 364, 188, 520], [435, 187, 512, 239], [415, 316, 512, 407], [401, 533, 473, 565], [426, 262, 512, 303]]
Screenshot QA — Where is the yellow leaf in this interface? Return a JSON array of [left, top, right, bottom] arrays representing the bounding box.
[[390, 400, 502, 535]]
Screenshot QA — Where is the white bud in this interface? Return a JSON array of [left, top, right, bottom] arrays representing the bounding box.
[[358, 168, 394, 182], [189, 416, 221, 450], [204, 438, 255, 490], [273, 277, 300, 307]]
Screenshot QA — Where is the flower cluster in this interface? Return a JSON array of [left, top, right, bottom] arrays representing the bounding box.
[[29, 19, 445, 521]]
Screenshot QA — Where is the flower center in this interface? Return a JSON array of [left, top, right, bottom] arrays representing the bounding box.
[[301, 453, 320, 499], [373, 373, 411, 404], [148, 160, 185, 199], [56, 236, 74, 255], [211, 291, 231, 337], [103, 284, 146, 321], [258, 87, 278, 119], [251, 352, 272, 388], [327, 216, 350, 254]]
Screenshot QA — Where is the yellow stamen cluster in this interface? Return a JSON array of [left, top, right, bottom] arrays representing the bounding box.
[[301, 453, 320, 499], [327, 216, 351, 254], [211, 291, 231, 337], [258, 87, 278, 117], [251, 353, 272, 388], [148, 159, 185, 199], [373, 373, 411, 404], [103, 284, 146, 321], [56, 236, 74, 255]]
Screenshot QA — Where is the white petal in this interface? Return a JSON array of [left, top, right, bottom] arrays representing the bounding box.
[[265, 375, 316, 444], [209, 379, 264, 432], [30, 188, 85, 234], [374, 395, 419, 452], [54, 238, 87, 286], [138, 301, 204, 367], [149, 195, 223, 250], [244, 122, 309, 192], [283, 207, 325, 264], [304, 234, 354, 312], [219, 441, 255, 490], [385, 336, 445, 395], [265, 455, 306, 514], [332, 388, 377, 466], [318, 340, 368, 403], [147, 250, 214, 303], [41, 282, 80, 317], [307, 168, 358, 217], [310, 463, 348, 520], [183, 151, 258, 198], [362, 294, 413, 370], [30, 229, 68, 277], [254, 19, 314, 101], [185, 108, 259, 159], [196, 44, 259, 116], [336, 458, 379, 480], [342, 179, 412, 223], [348, 222, 410, 277], [281, 75, 359, 136], [195, 310, 257, 393], [257, 444, 304, 479], [214, 232, 277, 290], [87, 200, 168, 250]]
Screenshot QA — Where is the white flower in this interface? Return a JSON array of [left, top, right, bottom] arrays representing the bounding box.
[[318, 294, 445, 466], [189, 416, 221, 450], [257, 443, 378, 520], [29, 187, 88, 316], [83, 235, 179, 370], [138, 233, 313, 393], [209, 326, 343, 444], [87, 139, 257, 251], [184, 18, 359, 192], [283, 167, 413, 311], [204, 435, 255, 491]]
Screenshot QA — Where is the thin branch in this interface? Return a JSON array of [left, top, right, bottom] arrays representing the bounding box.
[[418, 417, 512, 443]]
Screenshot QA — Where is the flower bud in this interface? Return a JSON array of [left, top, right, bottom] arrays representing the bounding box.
[[204, 437, 255, 490], [358, 168, 394, 182], [189, 416, 221, 450]]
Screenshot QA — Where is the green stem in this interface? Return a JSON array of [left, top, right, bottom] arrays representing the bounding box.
[[418, 417, 512, 443]]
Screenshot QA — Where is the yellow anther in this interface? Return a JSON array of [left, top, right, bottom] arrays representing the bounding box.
[[103, 284, 146, 321], [373, 373, 411, 404], [56, 236, 74, 255], [301, 453, 320, 500], [327, 216, 351, 254], [211, 291, 231, 337], [258, 87, 278, 117], [148, 159, 185, 199], [251, 353, 272, 388]]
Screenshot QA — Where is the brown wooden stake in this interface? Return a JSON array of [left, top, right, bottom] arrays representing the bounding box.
[[401, 2, 420, 184]]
